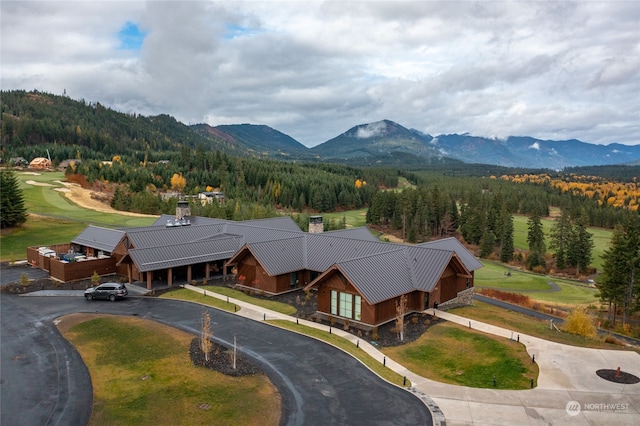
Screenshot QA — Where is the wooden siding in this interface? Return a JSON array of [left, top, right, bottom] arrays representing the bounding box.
[[49, 257, 117, 282]]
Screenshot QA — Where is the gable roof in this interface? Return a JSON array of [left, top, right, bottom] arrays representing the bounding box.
[[231, 231, 480, 304], [72, 226, 126, 253], [417, 237, 483, 271]]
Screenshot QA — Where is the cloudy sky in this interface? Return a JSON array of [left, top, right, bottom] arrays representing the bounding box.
[[2, 1, 639, 147]]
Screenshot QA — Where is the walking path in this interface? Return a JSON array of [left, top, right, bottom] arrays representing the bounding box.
[[183, 285, 640, 425]]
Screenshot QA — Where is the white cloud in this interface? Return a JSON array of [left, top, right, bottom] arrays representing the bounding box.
[[529, 142, 541, 151], [1, 1, 638, 147], [356, 121, 387, 139]]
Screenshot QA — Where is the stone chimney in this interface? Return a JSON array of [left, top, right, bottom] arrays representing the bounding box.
[[309, 215, 323, 233], [176, 200, 191, 220]]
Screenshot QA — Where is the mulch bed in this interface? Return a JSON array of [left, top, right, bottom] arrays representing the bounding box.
[[596, 369, 640, 384], [189, 338, 260, 376]]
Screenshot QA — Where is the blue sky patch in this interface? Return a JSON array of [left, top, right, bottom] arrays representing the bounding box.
[[223, 24, 259, 39], [118, 21, 146, 50]]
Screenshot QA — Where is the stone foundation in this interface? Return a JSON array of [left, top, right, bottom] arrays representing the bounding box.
[[438, 287, 475, 309]]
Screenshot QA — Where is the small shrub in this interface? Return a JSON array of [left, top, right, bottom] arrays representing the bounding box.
[[201, 278, 208, 286], [343, 320, 350, 331], [423, 319, 431, 326], [328, 316, 336, 327], [411, 315, 419, 324], [20, 273, 30, 287], [372, 326, 379, 341], [563, 306, 597, 338], [191, 280, 197, 286], [91, 271, 100, 286], [357, 330, 362, 337]]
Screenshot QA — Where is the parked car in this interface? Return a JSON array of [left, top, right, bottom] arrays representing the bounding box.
[[84, 283, 128, 301]]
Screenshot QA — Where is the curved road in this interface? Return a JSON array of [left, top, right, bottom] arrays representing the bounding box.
[[1, 294, 433, 426]]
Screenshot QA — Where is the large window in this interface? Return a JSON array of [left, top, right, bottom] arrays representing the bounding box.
[[330, 290, 361, 320]]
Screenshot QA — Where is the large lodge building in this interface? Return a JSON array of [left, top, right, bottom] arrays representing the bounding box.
[[29, 202, 481, 328]]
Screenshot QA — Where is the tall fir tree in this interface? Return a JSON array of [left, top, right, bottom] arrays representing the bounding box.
[[549, 209, 573, 270], [526, 212, 546, 270], [500, 211, 514, 263], [567, 210, 594, 275], [598, 214, 640, 326], [0, 169, 28, 228]]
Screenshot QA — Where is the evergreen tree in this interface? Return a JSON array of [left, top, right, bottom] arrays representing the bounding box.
[[549, 209, 572, 270], [499, 211, 514, 263], [567, 211, 594, 275], [526, 212, 546, 270], [479, 229, 496, 258], [0, 169, 28, 228], [598, 214, 640, 326]]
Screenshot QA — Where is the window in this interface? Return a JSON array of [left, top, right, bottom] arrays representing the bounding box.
[[290, 271, 299, 287], [330, 290, 361, 320]]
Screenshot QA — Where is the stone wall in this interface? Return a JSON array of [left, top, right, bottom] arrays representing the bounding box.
[[437, 287, 474, 309]]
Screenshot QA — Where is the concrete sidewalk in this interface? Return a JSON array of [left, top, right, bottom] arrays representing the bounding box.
[[183, 285, 640, 425]]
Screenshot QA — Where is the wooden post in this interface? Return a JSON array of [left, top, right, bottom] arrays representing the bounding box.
[[168, 268, 173, 286], [187, 265, 192, 283], [146, 271, 152, 290], [205, 263, 210, 280]]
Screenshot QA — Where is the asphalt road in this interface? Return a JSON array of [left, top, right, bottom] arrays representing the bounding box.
[[1, 294, 433, 426]]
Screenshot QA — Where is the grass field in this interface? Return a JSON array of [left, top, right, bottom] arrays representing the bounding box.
[[1, 172, 156, 261], [199, 286, 298, 315], [160, 288, 239, 312], [512, 214, 610, 271], [382, 321, 538, 389], [450, 301, 635, 351], [475, 261, 600, 305], [61, 315, 280, 425], [323, 208, 368, 228]]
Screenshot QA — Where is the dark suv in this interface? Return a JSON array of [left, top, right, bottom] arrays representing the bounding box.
[[84, 283, 128, 301]]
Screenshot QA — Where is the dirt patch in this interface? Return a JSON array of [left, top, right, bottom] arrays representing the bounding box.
[[53, 181, 155, 217], [25, 180, 54, 187]]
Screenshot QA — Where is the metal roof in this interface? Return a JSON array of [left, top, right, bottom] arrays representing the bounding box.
[[72, 226, 125, 253], [336, 249, 416, 304], [322, 227, 379, 242], [418, 237, 483, 271], [127, 235, 244, 272]]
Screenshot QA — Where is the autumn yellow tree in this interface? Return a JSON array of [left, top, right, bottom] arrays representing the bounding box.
[[170, 173, 186, 193]]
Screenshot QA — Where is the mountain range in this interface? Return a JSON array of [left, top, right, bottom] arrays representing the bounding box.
[[3, 91, 638, 169], [203, 119, 640, 169]]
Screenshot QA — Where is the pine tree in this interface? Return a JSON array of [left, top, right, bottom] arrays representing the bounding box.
[[500, 211, 514, 263], [599, 214, 640, 326], [526, 212, 546, 271], [567, 211, 594, 275], [549, 209, 572, 270], [0, 169, 28, 228], [479, 229, 496, 258]]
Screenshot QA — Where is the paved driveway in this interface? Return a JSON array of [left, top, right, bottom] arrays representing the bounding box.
[[0, 294, 433, 426]]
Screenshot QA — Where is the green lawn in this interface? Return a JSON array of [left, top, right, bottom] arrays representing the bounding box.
[[323, 208, 368, 228], [474, 261, 600, 305], [160, 289, 239, 312], [451, 301, 636, 351], [382, 321, 538, 389], [61, 315, 279, 425], [1, 172, 156, 261], [512, 214, 610, 271], [200, 286, 298, 315]]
